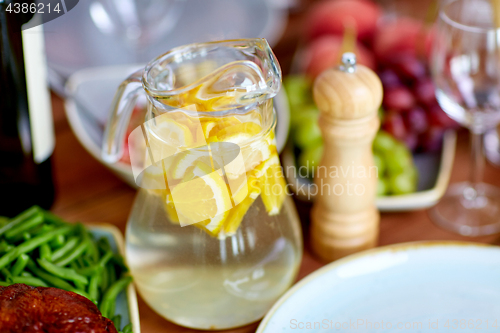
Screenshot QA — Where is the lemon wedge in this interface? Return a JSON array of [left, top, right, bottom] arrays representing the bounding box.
[[214, 122, 262, 144], [254, 154, 287, 215], [170, 170, 232, 226], [146, 117, 194, 162]]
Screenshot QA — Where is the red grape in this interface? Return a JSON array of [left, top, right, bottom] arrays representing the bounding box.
[[405, 107, 428, 134], [382, 112, 407, 141], [378, 69, 401, 89], [420, 126, 444, 152], [413, 78, 436, 106], [403, 132, 419, 151], [383, 86, 415, 112], [389, 53, 426, 82], [428, 104, 458, 129]]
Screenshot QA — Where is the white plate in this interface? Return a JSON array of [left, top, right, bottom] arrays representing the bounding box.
[[258, 242, 500, 333], [282, 131, 457, 211], [44, 0, 288, 79], [64, 64, 290, 187]]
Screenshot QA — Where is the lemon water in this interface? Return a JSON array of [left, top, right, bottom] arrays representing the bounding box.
[[126, 189, 302, 330]]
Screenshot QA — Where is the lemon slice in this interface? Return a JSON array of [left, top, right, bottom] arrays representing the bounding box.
[[170, 148, 213, 180], [254, 155, 287, 215], [170, 171, 232, 226], [205, 117, 242, 138], [223, 195, 256, 236], [164, 194, 180, 223], [147, 117, 194, 152], [195, 210, 230, 238], [214, 122, 262, 145]]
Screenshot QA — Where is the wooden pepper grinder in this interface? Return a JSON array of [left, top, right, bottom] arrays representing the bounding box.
[[310, 53, 383, 262]]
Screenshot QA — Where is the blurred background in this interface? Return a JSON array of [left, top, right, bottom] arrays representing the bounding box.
[[41, 0, 500, 330]]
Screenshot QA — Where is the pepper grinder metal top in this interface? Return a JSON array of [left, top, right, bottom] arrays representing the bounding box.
[[310, 53, 383, 262]]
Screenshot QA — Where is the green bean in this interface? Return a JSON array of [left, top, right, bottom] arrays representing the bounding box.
[[42, 211, 67, 226], [76, 265, 99, 277], [54, 239, 89, 267], [107, 262, 116, 287], [108, 299, 116, 321], [112, 254, 128, 273], [87, 235, 99, 263], [13, 225, 55, 243], [49, 234, 66, 249], [70, 262, 86, 290], [11, 254, 30, 276], [0, 206, 39, 236], [122, 323, 133, 333], [0, 281, 11, 287], [37, 258, 88, 285], [40, 244, 51, 261], [5, 213, 44, 239], [1, 268, 11, 280], [76, 256, 85, 268], [70, 288, 92, 300], [112, 314, 121, 330], [9, 231, 31, 244], [0, 216, 8, 226], [99, 261, 109, 292], [82, 256, 93, 267], [11, 276, 48, 287], [99, 276, 132, 318], [51, 236, 79, 262], [0, 225, 72, 270], [21, 271, 33, 277], [97, 237, 112, 254], [88, 274, 99, 303], [0, 241, 9, 253], [26, 259, 74, 290], [77, 251, 113, 276], [31, 224, 55, 237]]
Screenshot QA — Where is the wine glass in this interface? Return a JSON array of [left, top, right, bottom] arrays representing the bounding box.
[[89, 0, 185, 62], [430, 0, 500, 236]]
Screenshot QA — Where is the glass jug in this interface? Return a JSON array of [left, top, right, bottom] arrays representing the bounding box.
[[102, 39, 303, 330]]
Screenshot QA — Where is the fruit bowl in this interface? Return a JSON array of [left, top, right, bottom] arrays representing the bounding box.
[[283, 130, 456, 211]]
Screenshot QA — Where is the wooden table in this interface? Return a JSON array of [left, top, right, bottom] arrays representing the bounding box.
[[50, 97, 500, 333], [49, 4, 500, 332]]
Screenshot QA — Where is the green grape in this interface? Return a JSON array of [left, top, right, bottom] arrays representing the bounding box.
[[373, 130, 396, 154], [373, 153, 385, 178], [291, 105, 319, 129], [284, 75, 313, 111], [294, 114, 322, 149], [377, 178, 388, 196], [298, 143, 324, 179], [378, 106, 385, 122], [385, 143, 413, 176], [387, 172, 417, 195]]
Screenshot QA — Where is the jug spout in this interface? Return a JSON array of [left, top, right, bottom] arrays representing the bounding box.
[[143, 38, 282, 110]]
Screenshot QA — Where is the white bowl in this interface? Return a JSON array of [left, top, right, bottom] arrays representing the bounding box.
[[282, 131, 457, 211], [258, 241, 500, 333]]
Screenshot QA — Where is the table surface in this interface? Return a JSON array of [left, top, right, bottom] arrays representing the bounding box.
[[49, 3, 500, 332]]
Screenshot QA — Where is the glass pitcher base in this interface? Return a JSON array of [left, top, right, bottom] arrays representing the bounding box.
[[134, 262, 297, 330], [126, 190, 303, 330]]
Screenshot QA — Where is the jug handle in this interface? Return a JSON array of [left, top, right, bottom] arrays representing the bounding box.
[[102, 69, 144, 164]]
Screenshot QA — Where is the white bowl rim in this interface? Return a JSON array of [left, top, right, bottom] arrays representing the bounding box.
[[256, 240, 498, 333]]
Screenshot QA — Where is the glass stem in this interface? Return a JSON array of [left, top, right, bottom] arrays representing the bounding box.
[[466, 129, 485, 200]]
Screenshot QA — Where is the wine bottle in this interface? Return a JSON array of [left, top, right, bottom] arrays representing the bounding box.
[[0, 1, 55, 217]]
